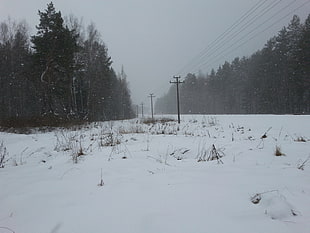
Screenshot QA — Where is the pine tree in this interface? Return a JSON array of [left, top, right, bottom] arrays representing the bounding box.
[[287, 15, 303, 113], [31, 2, 79, 119], [299, 15, 310, 113], [118, 66, 134, 119]]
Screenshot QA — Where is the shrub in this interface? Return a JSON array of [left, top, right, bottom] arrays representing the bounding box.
[[197, 144, 224, 164]]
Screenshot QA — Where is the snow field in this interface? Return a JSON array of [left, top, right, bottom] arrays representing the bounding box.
[[0, 115, 309, 233]]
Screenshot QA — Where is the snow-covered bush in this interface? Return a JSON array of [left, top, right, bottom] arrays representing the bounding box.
[[54, 130, 77, 152], [54, 130, 88, 163], [197, 143, 224, 163], [71, 135, 86, 164]]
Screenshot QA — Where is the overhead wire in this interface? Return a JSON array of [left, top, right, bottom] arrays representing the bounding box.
[[155, 0, 309, 99], [177, 0, 308, 77], [192, 0, 308, 73], [207, 0, 310, 70], [183, 0, 286, 76], [185, 0, 282, 75], [186, 0, 283, 74], [176, 0, 269, 76], [157, 0, 277, 98]]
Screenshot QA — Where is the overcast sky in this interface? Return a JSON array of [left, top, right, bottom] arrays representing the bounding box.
[[1, 0, 309, 105]]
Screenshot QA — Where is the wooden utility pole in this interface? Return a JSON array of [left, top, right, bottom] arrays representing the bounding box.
[[170, 76, 184, 124], [148, 93, 155, 120], [136, 104, 139, 118], [140, 102, 144, 118]]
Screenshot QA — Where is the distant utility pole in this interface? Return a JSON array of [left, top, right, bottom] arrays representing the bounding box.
[[136, 104, 139, 118], [170, 75, 184, 124], [140, 102, 144, 118], [148, 93, 155, 120]]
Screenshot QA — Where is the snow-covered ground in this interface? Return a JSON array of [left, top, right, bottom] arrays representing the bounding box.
[[0, 115, 309, 233]]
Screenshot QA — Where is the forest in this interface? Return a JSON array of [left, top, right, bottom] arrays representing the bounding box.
[[1, 4, 309, 129], [0, 2, 134, 127], [156, 14, 310, 115]]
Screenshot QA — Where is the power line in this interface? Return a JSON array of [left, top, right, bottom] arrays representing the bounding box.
[[193, 0, 297, 72], [177, 0, 309, 77], [177, 0, 269, 76], [192, 0, 309, 74], [161, 0, 308, 102], [177, 0, 274, 75], [221, 0, 310, 60], [185, 0, 286, 75], [197, 0, 282, 62]]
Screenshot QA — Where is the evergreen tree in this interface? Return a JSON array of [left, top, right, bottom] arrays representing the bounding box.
[[31, 2, 79, 119], [297, 14, 310, 113], [0, 2, 135, 127], [287, 15, 305, 113], [117, 67, 134, 119], [156, 14, 310, 115]]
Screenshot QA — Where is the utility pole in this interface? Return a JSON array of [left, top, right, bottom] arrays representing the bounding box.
[[140, 102, 144, 118], [170, 76, 184, 124], [136, 104, 139, 118], [148, 93, 155, 120]]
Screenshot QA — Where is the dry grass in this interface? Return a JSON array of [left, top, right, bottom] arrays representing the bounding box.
[[141, 117, 175, 125], [295, 136, 307, 142], [274, 146, 285, 156], [0, 141, 8, 168]]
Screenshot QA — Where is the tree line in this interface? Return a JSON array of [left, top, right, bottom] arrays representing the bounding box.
[[0, 2, 134, 127], [156, 14, 310, 115]]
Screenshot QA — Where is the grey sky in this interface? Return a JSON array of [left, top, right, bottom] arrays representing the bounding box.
[[1, 0, 309, 105]]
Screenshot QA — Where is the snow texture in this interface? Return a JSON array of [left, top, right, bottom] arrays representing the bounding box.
[[0, 115, 309, 233]]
